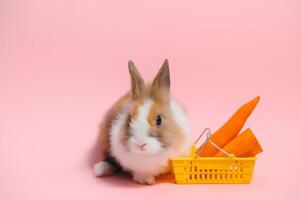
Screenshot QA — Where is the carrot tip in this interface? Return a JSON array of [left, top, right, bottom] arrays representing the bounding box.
[[253, 96, 260, 103]]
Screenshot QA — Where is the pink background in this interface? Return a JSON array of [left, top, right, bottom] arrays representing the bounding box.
[[1, 0, 300, 199]]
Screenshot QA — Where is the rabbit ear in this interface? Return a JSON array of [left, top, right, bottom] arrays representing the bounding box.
[[128, 60, 145, 100], [150, 59, 170, 102]]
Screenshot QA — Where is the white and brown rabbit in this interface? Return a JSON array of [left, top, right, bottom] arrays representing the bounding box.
[[94, 60, 190, 185]]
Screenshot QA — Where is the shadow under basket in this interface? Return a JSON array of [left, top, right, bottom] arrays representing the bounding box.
[[170, 129, 257, 184]]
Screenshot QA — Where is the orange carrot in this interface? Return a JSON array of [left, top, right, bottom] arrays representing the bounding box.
[[214, 128, 263, 157], [198, 96, 260, 157]]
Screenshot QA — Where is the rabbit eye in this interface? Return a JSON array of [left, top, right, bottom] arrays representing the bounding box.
[[156, 115, 162, 126]]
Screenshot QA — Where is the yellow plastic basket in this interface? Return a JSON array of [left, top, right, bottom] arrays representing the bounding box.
[[170, 129, 257, 184]]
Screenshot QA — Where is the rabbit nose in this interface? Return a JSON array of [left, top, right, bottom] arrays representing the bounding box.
[[137, 143, 147, 150]]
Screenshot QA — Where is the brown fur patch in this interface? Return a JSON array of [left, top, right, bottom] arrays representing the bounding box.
[[128, 84, 151, 121], [129, 100, 142, 120], [147, 100, 186, 150], [98, 92, 131, 157]]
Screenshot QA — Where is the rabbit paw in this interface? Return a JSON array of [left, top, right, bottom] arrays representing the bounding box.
[[133, 173, 155, 185]]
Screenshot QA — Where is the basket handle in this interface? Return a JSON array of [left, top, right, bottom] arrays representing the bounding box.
[[193, 128, 233, 158]]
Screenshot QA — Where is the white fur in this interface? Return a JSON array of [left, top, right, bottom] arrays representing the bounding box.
[[109, 97, 190, 179], [128, 99, 163, 154], [131, 99, 153, 140], [170, 99, 191, 156], [110, 100, 170, 176]]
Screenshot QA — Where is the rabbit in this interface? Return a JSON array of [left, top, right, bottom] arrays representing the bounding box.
[[94, 59, 190, 185]]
